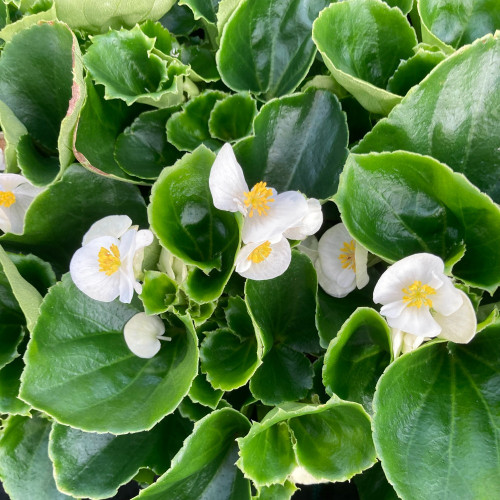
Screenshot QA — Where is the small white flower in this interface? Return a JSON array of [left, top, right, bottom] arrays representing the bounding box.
[[315, 223, 369, 298], [234, 237, 291, 280], [70, 215, 154, 303], [0, 174, 43, 234], [124, 312, 171, 358], [209, 143, 310, 244], [283, 198, 323, 241], [373, 253, 476, 338]]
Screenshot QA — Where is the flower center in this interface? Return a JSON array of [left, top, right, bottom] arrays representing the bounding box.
[[247, 241, 272, 263], [339, 240, 356, 272], [402, 280, 436, 308], [0, 191, 16, 208], [243, 182, 274, 217], [98, 244, 121, 276]]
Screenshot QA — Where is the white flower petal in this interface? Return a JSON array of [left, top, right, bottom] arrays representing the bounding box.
[[242, 190, 308, 244], [316, 259, 356, 298], [124, 313, 165, 358], [373, 253, 445, 305], [297, 236, 319, 265], [235, 238, 291, 280], [118, 269, 135, 304], [401, 332, 426, 355], [0, 208, 10, 233], [391, 329, 404, 358], [387, 305, 441, 337], [0, 174, 29, 192], [431, 277, 463, 316], [69, 236, 122, 302], [354, 242, 369, 289], [380, 300, 407, 319], [283, 198, 323, 240], [337, 266, 356, 288], [209, 143, 248, 213], [317, 223, 353, 281], [435, 290, 477, 344], [82, 215, 132, 245]]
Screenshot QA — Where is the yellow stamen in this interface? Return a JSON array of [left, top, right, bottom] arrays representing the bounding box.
[[98, 244, 121, 276], [243, 181, 274, 217], [0, 191, 16, 208], [338, 240, 356, 272], [248, 241, 272, 263], [402, 280, 436, 308]]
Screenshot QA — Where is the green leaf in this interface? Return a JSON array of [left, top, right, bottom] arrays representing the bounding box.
[[83, 26, 187, 107], [323, 308, 392, 414], [384, 0, 413, 14], [355, 34, 500, 203], [179, 0, 220, 23], [7, 253, 55, 295], [54, 0, 177, 34], [373, 321, 500, 499], [313, 0, 417, 114], [237, 398, 376, 486], [160, 3, 201, 36], [180, 43, 220, 82], [0, 164, 147, 274], [233, 89, 348, 199], [418, 0, 500, 50], [0, 245, 42, 332], [0, 355, 30, 415], [0, 415, 71, 500], [19, 275, 199, 433], [49, 413, 193, 499], [149, 146, 241, 302], [16, 134, 60, 186], [335, 151, 500, 292], [208, 93, 257, 142], [254, 482, 297, 500], [0, 22, 80, 184], [0, 100, 27, 173], [115, 108, 182, 181], [140, 270, 179, 315], [166, 90, 226, 152], [0, 4, 56, 42], [217, 0, 330, 99], [137, 408, 251, 500], [354, 462, 399, 500], [189, 372, 224, 409]]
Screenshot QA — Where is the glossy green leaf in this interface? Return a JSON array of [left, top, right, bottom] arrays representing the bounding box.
[[0, 415, 71, 500], [418, 0, 500, 50], [189, 372, 224, 409], [373, 322, 500, 499], [180, 43, 220, 82], [386, 45, 446, 95], [233, 89, 348, 199], [0, 355, 30, 415], [323, 308, 392, 413], [137, 408, 251, 500], [149, 146, 241, 302], [54, 0, 177, 33], [200, 297, 260, 390], [140, 270, 179, 315], [335, 152, 500, 292], [355, 35, 500, 203], [0, 164, 147, 273], [0, 1, 8, 29], [0, 101, 27, 173], [20, 275, 199, 433], [166, 91, 226, 152], [237, 398, 376, 486], [384, 0, 413, 14], [313, 0, 417, 114], [254, 482, 297, 500], [160, 3, 201, 36], [49, 413, 193, 499], [179, 0, 220, 23], [208, 93, 257, 142], [217, 0, 330, 99], [0, 22, 80, 184], [0, 4, 56, 42], [115, 108, 182, 181]]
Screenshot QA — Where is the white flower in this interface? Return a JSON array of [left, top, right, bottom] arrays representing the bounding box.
[[0, 147, 5, 172], [234, 237, 291, 280], [124, 312, 171, 358], [374, 253, 476, 338], [283, 198, 323, 241], [0, 174, 43, 234], [315, 223, 369, 298], [297, 235, 319, 265], [70, 215, 154, 303], [209, 143, 310, 244]]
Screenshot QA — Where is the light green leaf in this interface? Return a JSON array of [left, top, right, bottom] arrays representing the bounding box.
[[0, 100, 27, 172], [179, 0, 220, 23], [19, 275, 199, 433], [49, 413, 193, 499], [313, 0, 417, 114], [335, 151, 500, 292], [140, 270, 179, 315], [54, 0, 177, 33], [355, 34, 500, 203], [0, 415, 71, 500], [217, 0, 330, 99], [137, 408, 251, 500], [253, 482, 297, 500], [373, 321, 500, 499], [233, 89, 348, 199], [323, 308, 392, 414], [0, 4, 56, 42], [384, 0, 413, 14], [189, 372, 224, 409]]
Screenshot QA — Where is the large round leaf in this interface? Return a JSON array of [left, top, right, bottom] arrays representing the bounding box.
[[19, 275, 198, 434], [233, 89, 348, 199], [312, 0, 417, 114], [217, 0, 330, 99], [373, 321, 500, 499], [335, 151, 500, 292], [355, 34, 500, 203]]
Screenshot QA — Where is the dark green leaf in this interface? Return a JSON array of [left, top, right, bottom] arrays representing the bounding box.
[[0, 355, 30, 415], [179, 0, 220, 23], [189, 372, 224, 408], [354, 462, 399, 500]]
